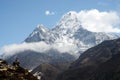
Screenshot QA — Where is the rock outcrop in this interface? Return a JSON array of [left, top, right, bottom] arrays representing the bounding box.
[[0, 59, 38, 80]]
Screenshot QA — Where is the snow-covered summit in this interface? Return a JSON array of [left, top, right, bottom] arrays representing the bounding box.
[[36, 24, 49, 32], [53, 11, 81, 32], [0, 11, 119, 70], [24, 11, 118, 56], [25, 24, 50, 43]]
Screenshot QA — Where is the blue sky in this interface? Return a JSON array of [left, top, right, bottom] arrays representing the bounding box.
[[0, 0, 120, 47]]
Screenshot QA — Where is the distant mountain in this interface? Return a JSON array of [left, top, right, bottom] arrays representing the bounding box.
[[57, 38, 120, 80], [25, 11, 118, 56], [0, 11, 118, 72]]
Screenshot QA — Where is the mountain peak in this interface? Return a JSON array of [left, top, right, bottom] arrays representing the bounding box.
[[36, 24, 44, 29], [61, 11, 78, 22], [24, 25, 50, 43], [66, 11, 78, 16], [35, 24, 49, 32], [24, 11, 118, 54], [53, 11, 81, 32]]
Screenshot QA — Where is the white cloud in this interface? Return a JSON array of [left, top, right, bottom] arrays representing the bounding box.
[[0, 41, 78, 59], [0, 42, 50, 59], [78, 9, 120, 33], [45, 10, 55, 16]]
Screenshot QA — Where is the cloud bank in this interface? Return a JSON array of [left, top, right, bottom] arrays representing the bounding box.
[[0, 41, 78, 59], [0, 42, 49, 59], [78, 9, 120, 33]]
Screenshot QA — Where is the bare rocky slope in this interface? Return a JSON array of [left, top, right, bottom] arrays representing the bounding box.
[[57, 38, 120, 80]]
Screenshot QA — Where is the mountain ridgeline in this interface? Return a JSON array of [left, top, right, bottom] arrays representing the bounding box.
[[1, 11, 118, 70], [0, 11, 119, 80], [25, 11, 118, 53]]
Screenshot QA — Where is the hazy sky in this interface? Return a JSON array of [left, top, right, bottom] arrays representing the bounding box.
[[0, 0, 120, 47]]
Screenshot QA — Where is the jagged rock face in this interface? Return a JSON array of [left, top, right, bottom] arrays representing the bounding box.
[[0, 59, 38, 80], [56, 38, 120, 80], [25, 25, 55, 43]]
